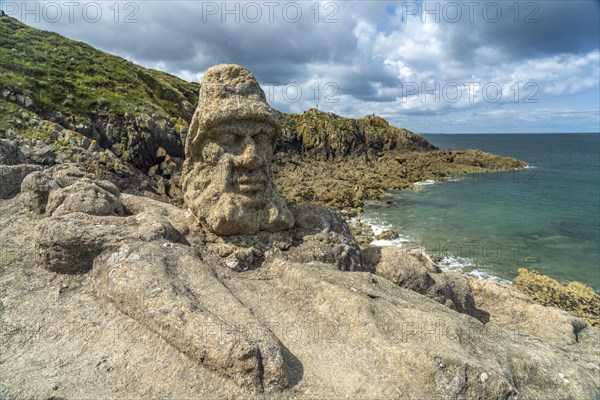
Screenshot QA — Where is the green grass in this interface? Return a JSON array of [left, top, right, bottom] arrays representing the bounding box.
[[0, 16, 199, 125]]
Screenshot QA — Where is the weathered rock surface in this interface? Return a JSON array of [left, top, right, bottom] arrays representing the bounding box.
[[27, 140, 57, 165], [277, 109, 437, 161], [182, 64, 294, 235], [274, 148, 527, 213], [200, 203, 365, 273], [470, 278, 592, 346], [26, 168, 289, 391], [364, 246, 485, 320], [1, 173, 599, 398], [285, 204, 363, 271], [227, 261, 599, 399], [0, 139, 27, 165], [18, 164, 367, 393], [20, 169, 60, 213], [19, 163, 120, 215], [92, 241, 288, 391], [45, 180, 123, 217], [0, 163, 42, 199], [513, 268, 600, 327], [34, 212, 183, 274]]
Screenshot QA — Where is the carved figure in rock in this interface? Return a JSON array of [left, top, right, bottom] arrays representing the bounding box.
[[24, 67, 365, 394], [25, 164, 288, 392], [182, 64, 294, 235]]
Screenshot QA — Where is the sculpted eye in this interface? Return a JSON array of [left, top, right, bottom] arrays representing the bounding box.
[[252, 133, 269, 146], [216, 133, 236, 147]]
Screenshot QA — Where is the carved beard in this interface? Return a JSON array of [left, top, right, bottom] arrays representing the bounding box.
[[182, 154, 293, 236]]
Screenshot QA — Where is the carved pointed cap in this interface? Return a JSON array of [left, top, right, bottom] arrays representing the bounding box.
[[188, 64, 282, 149]]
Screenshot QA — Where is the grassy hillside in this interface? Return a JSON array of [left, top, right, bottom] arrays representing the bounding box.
[[0, 16, 198, 171], [0, 16, 436, 173], [0, 17, 198, 121]]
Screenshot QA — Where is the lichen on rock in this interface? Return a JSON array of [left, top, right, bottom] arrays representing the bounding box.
[[513, 268, 600, 327]]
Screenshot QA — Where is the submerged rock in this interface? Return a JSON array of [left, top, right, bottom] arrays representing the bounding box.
[[375, 229, 399, 240]]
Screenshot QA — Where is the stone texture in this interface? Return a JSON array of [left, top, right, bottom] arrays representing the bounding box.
[[28, 140, 56, 165], [513, 268, 600, 327], [20, 163, 104, 213], [47, 163, 97, 187], [119, 192, 197, 237], [1, 182, 599, 399], [0, 164, 42, 199], [34, 212, 182, 274], [27, 168, 288, 392], [182, 64, 294, 235], [45, 180, 123, 216], [285, 204, 363, 271], [469, 278, 592, 345], [364, 246, 484, 319], [20, 169, 60, 213], [201, 203, 366, 273], [226, 260, 600, 399], [273, 148, 527, 214], [0, 139, 27, 165], [92, 241, 288, 391]]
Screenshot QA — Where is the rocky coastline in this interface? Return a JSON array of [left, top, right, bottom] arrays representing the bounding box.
[[1, 18, 599, 399], [272, 108, 527, 215], [2, 160, 599, 399]]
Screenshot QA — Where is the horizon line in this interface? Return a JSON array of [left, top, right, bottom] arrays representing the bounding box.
[[420, 132, 600, 135]]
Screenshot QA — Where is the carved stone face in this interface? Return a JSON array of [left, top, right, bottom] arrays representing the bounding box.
[[182, 64, 294, 236], [202, 122, 274, 195]]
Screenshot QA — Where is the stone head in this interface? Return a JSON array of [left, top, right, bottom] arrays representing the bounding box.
[[182, 64, 294, 235]]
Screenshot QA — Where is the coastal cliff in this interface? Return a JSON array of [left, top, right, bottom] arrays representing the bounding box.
[[1, 17, 598, 399], [269, 110, 524, 212], [0, 16, 524, 210]]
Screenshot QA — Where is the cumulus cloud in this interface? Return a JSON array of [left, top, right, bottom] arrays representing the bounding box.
[[9, 0, 600, 132]]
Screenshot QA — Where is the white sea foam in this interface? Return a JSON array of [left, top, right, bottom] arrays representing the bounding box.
[[351, 216, 411, 247], [413, 179, 436, 186], [370, 237, 410, 247], [435, 254, 510, 283], [436, 254, 474, 270], [355, 215, 511, 283]]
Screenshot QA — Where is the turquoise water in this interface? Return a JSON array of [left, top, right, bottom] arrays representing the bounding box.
[[363, 134, 600, 290]]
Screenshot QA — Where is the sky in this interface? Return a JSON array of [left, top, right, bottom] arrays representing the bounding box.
[[3, 0, 599, 133]]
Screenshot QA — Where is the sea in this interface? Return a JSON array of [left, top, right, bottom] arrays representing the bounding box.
[[362, 133, 600, 291]]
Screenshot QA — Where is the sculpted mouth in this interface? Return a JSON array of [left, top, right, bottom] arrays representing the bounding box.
[[235, 175, 268, 192]]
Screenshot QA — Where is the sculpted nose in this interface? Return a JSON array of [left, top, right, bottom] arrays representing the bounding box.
[[235, 138, 265, 169]]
